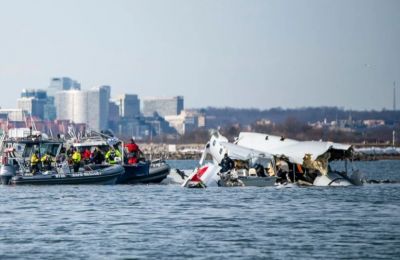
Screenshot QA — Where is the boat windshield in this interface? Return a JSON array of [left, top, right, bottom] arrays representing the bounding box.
[[21, 143, 62, 157]]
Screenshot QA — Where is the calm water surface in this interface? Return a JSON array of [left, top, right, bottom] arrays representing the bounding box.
[[0, 160, 399, 259]]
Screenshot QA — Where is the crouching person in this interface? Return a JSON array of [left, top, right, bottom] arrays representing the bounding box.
[[41, 152, 53, 171]]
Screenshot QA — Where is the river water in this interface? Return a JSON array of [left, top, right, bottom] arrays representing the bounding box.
[[0, 160, 399, 259]]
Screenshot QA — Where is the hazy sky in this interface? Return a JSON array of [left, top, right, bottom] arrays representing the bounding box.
[[0, 0, 399, 110]]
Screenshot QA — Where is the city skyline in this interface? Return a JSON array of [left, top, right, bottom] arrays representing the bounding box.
[[0, 0, 399, 110]]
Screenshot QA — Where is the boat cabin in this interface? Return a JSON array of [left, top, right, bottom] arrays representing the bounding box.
[[1, 137, 64, 174]]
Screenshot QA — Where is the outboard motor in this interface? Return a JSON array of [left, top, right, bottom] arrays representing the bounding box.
[[0, 164, 16, 185]]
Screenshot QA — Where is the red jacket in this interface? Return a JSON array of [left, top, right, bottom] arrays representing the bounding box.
[[125, 143, 139, 153], [82, 149, 91, 160]]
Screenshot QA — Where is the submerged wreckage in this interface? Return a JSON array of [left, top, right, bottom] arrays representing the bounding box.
[[183, 131, 363, 188], [183, 132, 276, 188]]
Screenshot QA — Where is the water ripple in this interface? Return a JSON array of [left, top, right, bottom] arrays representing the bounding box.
[[0, 161, 399, 259]]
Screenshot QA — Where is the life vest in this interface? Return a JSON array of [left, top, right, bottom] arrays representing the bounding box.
[[41, 154, 51, 164], [72, 152, 81, 163], [31, 154, 40, 165]]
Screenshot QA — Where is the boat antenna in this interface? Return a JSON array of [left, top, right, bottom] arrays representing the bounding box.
[[6, 116, 9, 133], [49, 127, 54, 139], [23, 112, 28, 129], [30, 114, 37, 132]]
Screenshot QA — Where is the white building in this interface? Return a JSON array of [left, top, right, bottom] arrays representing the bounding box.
[[55, 86, 110, 131]]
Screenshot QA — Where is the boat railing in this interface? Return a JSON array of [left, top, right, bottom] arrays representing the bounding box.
[[56, 161, 72, 175], [14, 157, 30, 174]]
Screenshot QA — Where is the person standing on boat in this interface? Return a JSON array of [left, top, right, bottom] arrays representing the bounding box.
[[71, 148, 82, 173], [30, 150, 40, 175], [125, 138, 142, 164], [67, 146, 74, 158], [105, 147, 121, 165], [219, 153, 235, 173], [81, 148, 91, 165], [91, 147, 105, 164]]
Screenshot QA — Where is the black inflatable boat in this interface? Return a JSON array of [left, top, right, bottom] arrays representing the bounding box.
[[1, 165, 124, 185]]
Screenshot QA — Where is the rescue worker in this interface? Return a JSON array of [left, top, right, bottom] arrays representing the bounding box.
[[41, 152, 53, 171], [125, 138, 142, 164], [66, 146, 74, 158], [81, 148, 91, 165], [219, 153, 235, 173], [105, 147, 122, 165], [91, 147, 105, 164], [30, 150, 40, 175], [71, 148, 82, 173]]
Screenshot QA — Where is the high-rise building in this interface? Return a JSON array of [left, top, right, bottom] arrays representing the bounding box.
[[47, 77, 81, 98], [55, 86, 110, 131], [44, 77, 80, 120], [142, 96, 184, 117], [108, 101, 120, 123], [17, 89, 48, 119], [17, 98, 46, 119], [87, 86, 110, 131], [112, 94, 140, 118], [44, 97, 57, 121], [55, 90, 79, 122]]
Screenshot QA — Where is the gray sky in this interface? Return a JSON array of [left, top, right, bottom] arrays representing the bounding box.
[[0, 0, 399, 110]]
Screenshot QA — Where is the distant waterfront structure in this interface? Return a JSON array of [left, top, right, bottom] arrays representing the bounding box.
[[55, 86, 110, 131], [142, 96, 184, 117], [112, 94, 140, 118], [17, 89, 47, 119]]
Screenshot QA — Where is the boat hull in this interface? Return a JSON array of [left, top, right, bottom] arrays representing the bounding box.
[[88, 161, 170, 184], [9, 165, 124, 185]]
